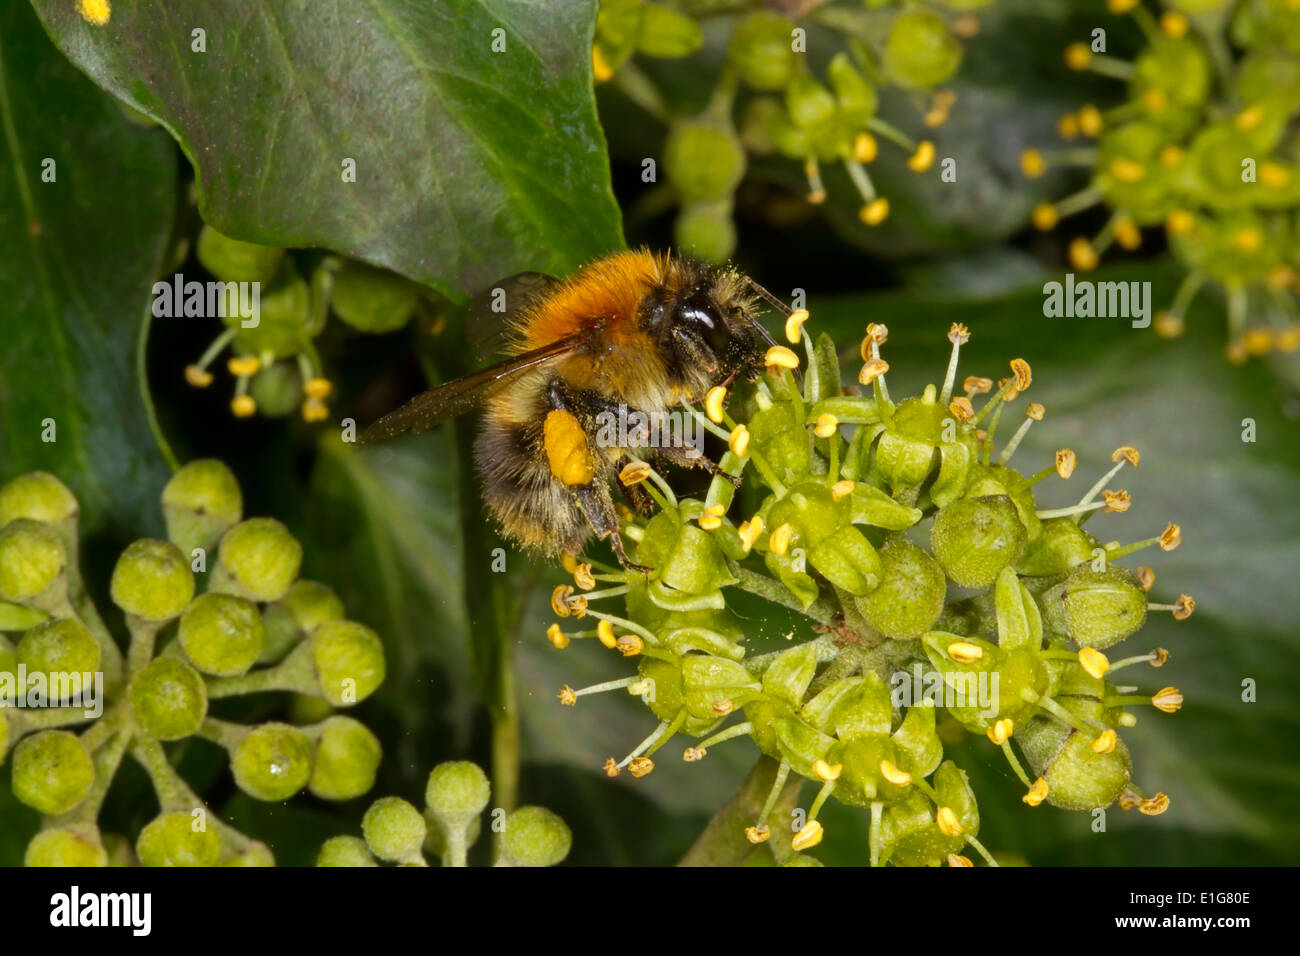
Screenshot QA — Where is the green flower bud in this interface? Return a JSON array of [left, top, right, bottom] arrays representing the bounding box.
[[196, 224, 284, 283], [136, 811, 222, 867], [25, 825, 108, 867], [309, 716, 382, 801], [635, 3, 701, 58], [728, 12, 798, 90], [1039, 565, 1148, 649], [501, 806, 571, 867], [883, 9, 962, 89], [161, 459, 243, 556], [317, 835, 378, 867], [675, 200, 737, 264], [129, 657, 208, 740], [827, 52, 878, 122], [221, 841, 275, 866], [0, 472, 79, 526], [930, 495, 1028, 589], [1018, 714, 1132, 810], [260, 603, 302, 664], [17, 618, 100, 699], [178, 592, 268, 676], [362, 796, 427, 862], [278, 579, 346, 634], [663, 121, 747, 203], [1016, 517, 1097, 576], [871, 396, 947, 490], [785, 71, 837, 129], [12, 730, 94, 815], [0, 519, 66, 605], [110, 539, 194, 622], [212, 518, 303, 603], [884, 761, 979, 866], [248, 362, 303, 418], [232, 722, 314, 801], [330, 260, 421, 333], [854, 537, 946, 639], [425, 760, 491, 823], [310, 620, 386, 706]]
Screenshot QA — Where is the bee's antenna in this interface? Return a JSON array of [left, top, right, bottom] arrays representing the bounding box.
[[744, 277, 794, 317]]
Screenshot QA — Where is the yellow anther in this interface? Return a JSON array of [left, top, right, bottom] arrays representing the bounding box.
[[1112, 446, 1140, 467], [616, 635, 644, 657], [728, 424, 750, 457], [785, 309, 810, 344], [1118, 790, 1141, 811], [628, 757, 654, 778], [1023, 777, 1049, 806], [1058, 113, 1080, 140], [948, 853, 974, 867], [303, 377, 333, 400], [1020, 148, 1046, 179], [1069, 237, 1099, 271], [908, 140, 936, 172], [683, 747, 706, 762], [1077, 104, 1103, 136], [1056, 448, 1077, 478], [1109, 158, 1145, 183], [567, 596, 587, 619], [301, 397, 330, 423], [1152, 646, 1170, 666], [1107, 0, 1138, 12], [1139, 792, 1170, 815], [858, 358, 890, 385], [1078, 646, 1110, 680], [1026, 403, 1045, 422], [830, 479, 855, 502], [791, 820, 824, 851], [1154, 311, 1185, 338], [745, 824, 771, 845], [592, 45, 614, 83], [813, 413, 839, 438], [948, 398, 975, 424], [1165, 209, 1195, 236], [1032, 203, 1059, 231], [711, 697, 734, 716], [1172, 594, 1195, 621], [765, 345, 800, 370], [1159, 145, 1184, 168], [619, 461, 651, 487], [986, 718, 1014, 745], [769, 522, 794, 556], [807, 188, 827, 205], [1064, 43, 1092, 71], [812, 759, 842, 782], [1114, 216, 1141, 251], [1136, 566, 1155, 591], [603, 758, 620, 777], [1102, 489, 1131, 513], [704, 385, 728, 424], [230, 395, 257, 418], [948, 323, 970, 345], [551, 584, 574, 618], [561, 553, 579, 573], [737, 515, 765, 553], [1234, 227, 1263, 254], [697, 504, 724, 531], [1261, 162, 1290, 189], [227, 355, 261, 377], [559, 685, 577, 706], [947, 641, 984, 664], [573, 562, 596, 590], [1091, 729, 1117, 754], [1151, 686, 1183, 713], [185, 365, 214, 388], [1235, 106, 1265, 131], [1141, 88, 1167, 113], [865, 322, 889, 345], [1160, 11, 1189, 36], [860, 197, 890, 225], [1010, 358, 1032, 392], [962, 374, 990, 394], [596, 619, 617, 649], [935, 806, 964, 837], [879, 759, 912, 787], [853, 132, 878, 163], [546, 624, 569, 650], [77, 0, 111, 26], [1159, 522, 1181, 551]]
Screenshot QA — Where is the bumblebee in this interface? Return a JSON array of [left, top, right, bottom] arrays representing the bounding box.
[[359, 250, 782, 568]]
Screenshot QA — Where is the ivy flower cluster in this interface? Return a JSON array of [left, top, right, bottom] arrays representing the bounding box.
[[1023, 0, 1300, 360], [547, 314, 1192, 865], [594, 0, 993, 261], [0, 462, 386, 866]]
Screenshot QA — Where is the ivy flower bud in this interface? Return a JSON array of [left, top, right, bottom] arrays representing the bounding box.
[[232, 722, 314, 801], [178, 593, 268, 676], [664, 121, 747, 204], [136, 811, 223, 867], [1040, 565, 1148, 649], [12, 730, 95, 815], [161, 459, 244, 556], [0, 519, 66, 605], [501, 806, 572, 867], [0, 472, 79, 526], [317, 835, 378, 867], [24, 825, 108, 868], [17, 618, 100, 699], [426, 760, 491, 826], [727, 11, 798, 90], [212, 518, 303, 603], [310, 620, 386, 706], [129, 657, 208, 740], [196, 224, 284, 283], [930, 496, 1028, 588], [110, 539, 194, 622], [884, 10, 962, 89], [1018, 715, 1133, 811], [854, 538, 945, 639], [309, 716, 382, 801], [330, 260, 421, 333]]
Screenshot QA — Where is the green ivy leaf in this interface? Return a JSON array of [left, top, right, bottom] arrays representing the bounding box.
[[0, 0, 174, 538], [31, 0, 624, 299]]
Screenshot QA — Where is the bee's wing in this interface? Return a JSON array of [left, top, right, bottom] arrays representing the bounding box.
[[358, 334, 582, 444], [465, 272, 562, 362]]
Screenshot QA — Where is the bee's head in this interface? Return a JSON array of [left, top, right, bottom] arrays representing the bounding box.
[[645, 269, 774, 390]]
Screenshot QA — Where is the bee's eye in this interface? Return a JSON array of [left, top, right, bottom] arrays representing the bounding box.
[[678, 293, 730, 354]]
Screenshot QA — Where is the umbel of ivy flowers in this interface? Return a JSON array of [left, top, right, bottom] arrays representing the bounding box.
[[0, 462, 386, 866], [548, 314, 1192, 866]]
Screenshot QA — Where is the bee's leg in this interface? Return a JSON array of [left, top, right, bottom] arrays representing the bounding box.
[[572, 480, 652, 577], [654, 443, 743, 487], [621, 477, 657, 518]]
